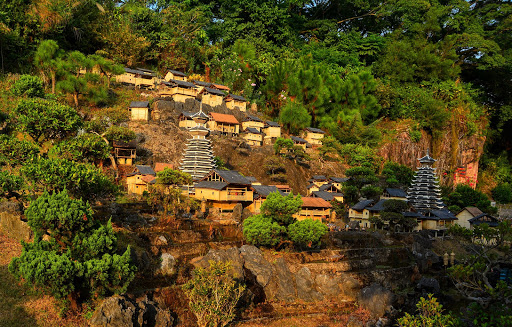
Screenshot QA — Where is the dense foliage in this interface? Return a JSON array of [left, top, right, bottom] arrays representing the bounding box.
[[287, 219, 328, 249], [9, 190, 136, 305], [49, 133, 111, 163]]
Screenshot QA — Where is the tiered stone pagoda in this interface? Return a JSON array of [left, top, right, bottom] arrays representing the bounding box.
[[179, 105, 216, 181], [407, 150, 445, 212]]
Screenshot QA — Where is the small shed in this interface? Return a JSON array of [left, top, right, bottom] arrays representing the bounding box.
[[207, 112, 240, 136], [192, 80, 212, 92], [294, 197, 333, 222], [242, 127, 263, 146], [178, 111, 196, 129], [158, 80, 198, 102], [116, 67, 157, 89], [113, 140, 137, 165], [129, 101, 150, 121], [263, 121, 281, 144], [304, 127, 326, 146], [225, 94, 247, 111], [200, 87, 226, 107], [164, 69, 188, 82], [290, 135, 308, 149], [456, 207, 484, 229], [126, 165, 156, 195]]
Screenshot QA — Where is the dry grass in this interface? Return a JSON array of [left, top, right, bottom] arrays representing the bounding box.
[[0, 233, 88, 327]]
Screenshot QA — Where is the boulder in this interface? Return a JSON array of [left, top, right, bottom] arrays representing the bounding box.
[[241, 207, 253, 222], [193, 247, 244, 280], [416, 277, 440, 295], [339, 275, 362, 301], [154, 235, 168, 246], [357, 284, 395, 319], [239, 245, 273, 287], [0, 201, 32, 241], [268, 257, 296, 302], [315, 274, 340, 297], [158, 253, 176, 276], [90, 295, 137, 327], [231, 203, 243, 223], [295, 267, 323, 301]]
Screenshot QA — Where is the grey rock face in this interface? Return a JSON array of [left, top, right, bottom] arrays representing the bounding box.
[[158, 253, 176, 276], [239, 245, 273, 287], [295, 267, 323, 301], [357, 283, 395, 319]]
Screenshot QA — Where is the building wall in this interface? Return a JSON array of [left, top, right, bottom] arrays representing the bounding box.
[[179, 119, 197, 129], [242, 121, 265, 131], [227, 100, 247, 111], [294, 142, 307, 150], [202, 94, 224, 107], [126, 175, 148, 195], [263, 126, 281, 139], [130, 108, 149, 121], [455, 210, 473, 229], [194, 188, 253, 202], [164, 72, 187, 82], [305, 132, 324, 146], [293, 208, 330, 221], [207, 121, 240, 135], [173, 93, 196, 103], [243, 133, 263, 146]]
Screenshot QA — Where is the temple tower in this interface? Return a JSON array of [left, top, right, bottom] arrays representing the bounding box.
[[179, 105, 216, 181], [407, 150, 445, 212]]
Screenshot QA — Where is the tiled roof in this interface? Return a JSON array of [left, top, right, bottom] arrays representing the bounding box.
[[244, 115, 263, 122], [385, 188, 407, 198], [305, 127, 326, 134], [211, 83, 230, 91], [245, 176, 258, 183], [195, 181, 229, 190], [154, 163, 174, 172], [203, 87, 226, 96], [319, 183, 335, 191], [214, 169, 250, 185], [428, 209, 457, 220], [193, 80, 212, 87], [245, 127, 262, 134], [130, 101, 150, 108], [291, 135, 307, 143], [265, 121, 280, 127], [307, 183, 317, 189], [168, 69, 187, 77], [166, 79, 196, 88], [180, 111, 194, 118], [312, 191, 343, 201], [367, 199, 388, 212], [227, 93, 247, 102], [252, 185, 281, 197], [124, 67, 155, 77], [301, 197, 332, 208], [135, 165, 156, 176], [330, 177, 350, 183], [352, 199, 374, 211], [210, 112, 239, 124], [469, 213, 499, 227], [141, 175, 156, 184], [312, 175, 327, 180], [462, 206, 484, 217]]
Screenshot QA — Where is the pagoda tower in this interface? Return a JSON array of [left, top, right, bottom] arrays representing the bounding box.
[[179, 105, 216, 181], [407, 150, 445, 212]]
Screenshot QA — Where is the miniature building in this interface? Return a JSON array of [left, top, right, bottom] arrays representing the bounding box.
[[242, 127, 263, 146], [126, 165, 156, 195], [245, 176, 261, 185], [158, 80, 198, 102], [210, 83, 230, 92], [304, 127, 326, 146], [129, 101, 150, 121], [194, 169, 253, 211], [225, 94, 247, 111], [348, 199, 374, 228], [248, 185, 283, 214], [417, 210, 457, 231], [308, 175, 329, 187], [179, 107, 216, 181], [178, 111, 198, 129], [293, 197, 333, 222], [311, 191, 344, 202], [468, 213, 500, 228], [273, 185, 292, 194], [116, 67, 158, 89], [455, 207, 499, 229], [381, 188, 407, 200], [207, 112, 240, 136], [113, 140, 136, 165], [290, 135, 308, 149], [200, 87, 225, 107], [164, 70, 188, 82], [192, 80, 212, 93], [329, 177, 350, 190], [263, 121, 281, 144], [242, 115, 264, 131], [154, 162, 174, 173]]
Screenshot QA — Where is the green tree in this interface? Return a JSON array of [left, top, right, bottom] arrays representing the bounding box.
[[33, 40, 64, 94], [11, 75, 45, 98], [146, 169, 195, 216], [397, 294, 460, 327], [21, 158, 117, 200], [381, 161, 414, 188], [287, 219, 328, 249], [345, 166, 378, 189], [0, 135, 40, 166], [49, 133, 111, 164], [492, 183, 512, 204], [103, 126, 136, 143], [56, 50, 93, 107], [9, 190, 136, 308], [278, 100, 311, 135], [0, 170, 24, 197], [183, 261, 245, 327], [11, 98, 82, 144], [260, 192, 302, 226], [445, 185, 496, 214], [273, 137, 294, 155], [380, 200, 416, 232], [243, 215, 285, 248]]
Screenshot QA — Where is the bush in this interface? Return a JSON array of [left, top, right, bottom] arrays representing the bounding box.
[[49, 133, 111, 163], [0, 171, 24, 196], [11, 75, 45, 98], [397, 294, 459, 327], [103, 125, 136, 143], [0, 135, 40, 166], [183, 261, 245, 327], [243, 215, 285, 247], [492, 183, 512, 204], [287, 219, 328, 248], [260, 192, 302, 226]]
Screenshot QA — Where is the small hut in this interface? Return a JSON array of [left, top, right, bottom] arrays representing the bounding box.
[[263, 121, 281, 144], [164, 70, 188, 82], [113, 140, 137, 165], [304, 127, 326, 146], [158, 80, 198, 102], [129, 101, 150, 121], [242, 127, 263, 146], [241, 115, 264, 131], [200, 87, 226, 107], [207, 112, 240, 136], [225, 94, 247, 111]]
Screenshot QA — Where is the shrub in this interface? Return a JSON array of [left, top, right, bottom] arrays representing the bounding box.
[[0, 135, 40, 166], [243, 215, 285, 247], [287, 219, 328, 248], [260, 192, 302, 226], [183, 261, 245, 327], [397, 294, 460, 327], [49, 133, 111, 163], [492, 183, 512, 204], [11, 75, 45, 98], [0, 171, 24, 196], [103, 125, 136, 143]]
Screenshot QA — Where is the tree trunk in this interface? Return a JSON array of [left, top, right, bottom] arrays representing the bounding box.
[[51, 70, 56, 94], [73, 92, 79, 107]]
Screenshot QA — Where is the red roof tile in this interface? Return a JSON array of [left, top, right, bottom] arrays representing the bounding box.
[[210, 112, 240, 125], [301, 197, 332, 208], [154, 162, 174, 172]]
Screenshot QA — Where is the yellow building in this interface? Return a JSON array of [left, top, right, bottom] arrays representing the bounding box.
[[207, 112, 240, 136], [304, 127, 326, 146], [192, 80, 212, 93], [247, 185, 283, 214], [310, 183, 344, 202], [200, 87, 225, 107], [164, 70, 188, 82], [329, 177, 349, 191], [126, 165, 156, 195], [242, 127, 263, 146], [225, 94, 247, 111], [158, 80, 198, 102], [348, 199, 374, 228], [242, 115, 265, 131], [293, 197, 333, 222], [290, 135, 308, 149], [116, 67, 158, 89], [113, 140, 137, 165], [129, 101, 150, 121], [263, 121, 281, 144], [416, 210, 458, 231], [193, 169, 253, 211], [178, 111, 199, 129]]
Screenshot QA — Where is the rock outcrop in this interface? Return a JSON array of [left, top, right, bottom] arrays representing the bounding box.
[[90, 295, 173, 327], [0, 201, 32, 241]]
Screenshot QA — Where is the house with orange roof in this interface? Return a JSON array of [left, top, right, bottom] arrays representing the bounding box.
[[207, 112, 240, 136], [211, 83, 230, 92], [293, 197, 334, 222]]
